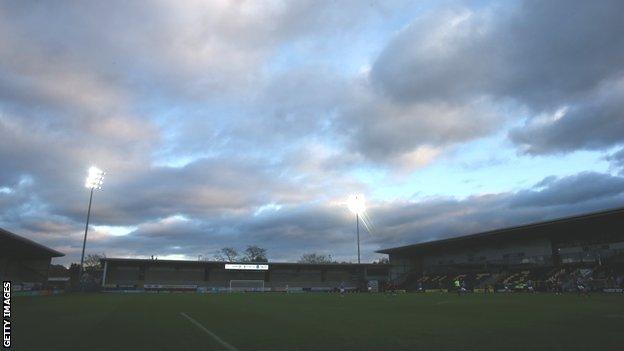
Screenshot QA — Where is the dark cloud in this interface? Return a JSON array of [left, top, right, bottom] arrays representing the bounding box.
[[373, 0, 624, 107], [607, 148, 624, 173], [370, 0, 624, 154], [509, 78, 624, 154], [336, 84, 501, 161], [369, 172, 624, 249], [511, 172, 624, 207], [5, 169, 621, 265]]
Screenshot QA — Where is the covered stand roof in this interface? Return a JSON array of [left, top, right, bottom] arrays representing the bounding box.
[[377, 207, 624, 256], [0, 227, 64, 258]]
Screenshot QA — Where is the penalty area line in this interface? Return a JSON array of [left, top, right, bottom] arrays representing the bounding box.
[[180, 312, 239, 351]]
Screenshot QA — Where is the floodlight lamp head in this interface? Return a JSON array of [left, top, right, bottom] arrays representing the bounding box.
[[85, 166, 105, 189], [347, 194, 365, 215]]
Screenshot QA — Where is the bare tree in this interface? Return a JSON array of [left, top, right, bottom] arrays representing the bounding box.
[[242, 245, 268, 262], [374, 257, 389, 264], [72, 253, 106, 289], [298, 253, 334, 264], [84, 253, 106, 271], [213, 247, 238, 262]]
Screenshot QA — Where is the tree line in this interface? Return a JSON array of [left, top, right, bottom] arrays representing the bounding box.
[[213, 248, 388, 264], [213, 246, 268, 262], [214, 247, 336, 263]]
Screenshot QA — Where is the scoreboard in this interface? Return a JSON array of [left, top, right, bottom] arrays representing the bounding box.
[[224, 264, 269, 270]]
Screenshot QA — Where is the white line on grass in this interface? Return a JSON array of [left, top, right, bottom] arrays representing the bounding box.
[[435, 301, 452, 305], [180, 312, 239, 351]]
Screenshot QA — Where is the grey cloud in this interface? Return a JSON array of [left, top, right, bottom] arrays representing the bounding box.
[[22, 201, 361, 265], [338, 87, 501, 160], [54, 156, 336, 226], [369, 172, 624, 249], [607, 148, 624, 173], [17, 169, 622, 266], [372, 0, 624, 108], [0, 0, 410, 169], [533, 175, 558, 189], [0, 0, 380, 233], [370, 0, 624, 154], [509, 78, 624, 154], [511, 172, 624, 207], [0, 0, 397, 104], [371, 7, 498, 104]]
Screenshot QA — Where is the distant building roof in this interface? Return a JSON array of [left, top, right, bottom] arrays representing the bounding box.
[[0, 227, 64, 258], [377, 206, 624, 256]]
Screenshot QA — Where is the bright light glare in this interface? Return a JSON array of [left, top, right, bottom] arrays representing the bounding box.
[[85, 166, 105, 189], [347, 194, 366, 215]]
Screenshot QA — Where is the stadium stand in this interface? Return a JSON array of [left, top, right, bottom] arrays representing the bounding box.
[[0, 227, 64, 292], [378, 207, 624, 293], [101, 258, 390, 292]]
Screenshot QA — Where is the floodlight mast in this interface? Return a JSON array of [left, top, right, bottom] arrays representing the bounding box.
[[357, 212, 360, 264], [79, 166, 104, 287], [347, 194, 365, 264]]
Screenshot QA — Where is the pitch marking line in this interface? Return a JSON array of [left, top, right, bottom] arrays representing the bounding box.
[[435, 301, 452, 305], [180, 312, 239, 351]]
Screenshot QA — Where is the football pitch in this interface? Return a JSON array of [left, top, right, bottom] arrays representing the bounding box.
[[14, 292, 624, 351]]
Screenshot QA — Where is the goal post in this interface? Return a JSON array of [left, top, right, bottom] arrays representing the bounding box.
[[229, 280, 265, 292]]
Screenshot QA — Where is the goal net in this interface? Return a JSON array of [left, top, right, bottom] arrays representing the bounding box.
[[229, 280, 265, 292]]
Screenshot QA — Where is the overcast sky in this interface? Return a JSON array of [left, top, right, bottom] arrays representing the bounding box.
[[1, 0, 624, 265]]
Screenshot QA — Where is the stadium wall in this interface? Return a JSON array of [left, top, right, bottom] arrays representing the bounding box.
[[101, 258, 390, 291]]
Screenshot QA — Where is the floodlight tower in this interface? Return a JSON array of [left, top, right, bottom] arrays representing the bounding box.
[[347, 194, 365, 264], [79, 166, 105, 284]]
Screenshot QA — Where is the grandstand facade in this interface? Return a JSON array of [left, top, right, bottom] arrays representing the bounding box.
[[0, 227, 64, 288], [101, 258, 390, 292], [378, 207, 624, 292]]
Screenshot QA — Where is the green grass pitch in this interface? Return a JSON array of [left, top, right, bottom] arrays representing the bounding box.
[[14, 292, 624, 350]]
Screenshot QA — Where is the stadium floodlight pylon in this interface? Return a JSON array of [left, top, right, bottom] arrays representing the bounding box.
[[79, 166, 105, 287], [347, 194, 365, 264]]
